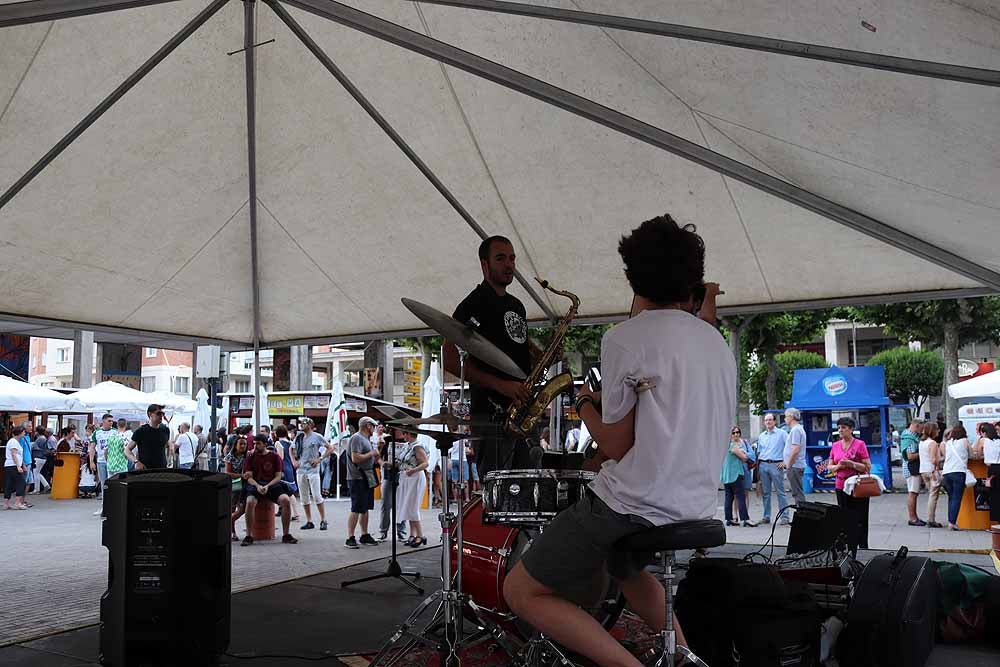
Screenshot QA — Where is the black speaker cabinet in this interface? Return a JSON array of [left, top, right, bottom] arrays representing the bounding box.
[[787, 500, 849, 555], [100, 469, 231, 666]]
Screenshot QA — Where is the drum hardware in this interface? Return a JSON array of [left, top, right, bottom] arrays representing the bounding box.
[[373, 343, 522, 667]]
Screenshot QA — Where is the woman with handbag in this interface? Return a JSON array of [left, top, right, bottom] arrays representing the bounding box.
[[829, 416, 872, 556], [941, 424, 972, 531], [918, 422, 944, 528], [721, 426, 756, 527]]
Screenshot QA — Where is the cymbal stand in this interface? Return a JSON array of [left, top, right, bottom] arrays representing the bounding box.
[[370, 348, 521, 667]]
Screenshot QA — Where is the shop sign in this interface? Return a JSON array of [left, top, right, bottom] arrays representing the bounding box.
[[345, 397, 367, 413], [238, 397, 255, 411], [958, 359, 978, 378], [303, 394, 331, 410], [268, 395, 304, 415]]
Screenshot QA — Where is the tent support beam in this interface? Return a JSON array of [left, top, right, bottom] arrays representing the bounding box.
[[265, 0, 558, 322], [0, 0, 185, 27], [409, 0, 1000, 88], [0, 0, 229, 212], [279, 0, 1000, 292], [244, 0, 263, 430]]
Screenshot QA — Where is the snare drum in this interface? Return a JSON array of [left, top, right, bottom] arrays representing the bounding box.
[[482, 469, 595, 526]]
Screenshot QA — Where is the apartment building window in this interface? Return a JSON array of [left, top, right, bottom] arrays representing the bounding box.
[[244, 359, 253, 370], [235, 380, 250, 393], [57, 348, 70, 363], [141, 377, 156, 392], [312, 384, 324, 391], [393, 369, 405, 385], [343, 370, 361, 387], [146, 347, 157, 358], [172, 377, 190, 395]]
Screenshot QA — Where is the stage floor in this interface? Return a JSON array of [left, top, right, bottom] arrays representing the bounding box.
[[3, 545, 998, 667]]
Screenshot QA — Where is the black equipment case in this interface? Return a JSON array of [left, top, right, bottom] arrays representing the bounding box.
[[839, 547, 939, 667]]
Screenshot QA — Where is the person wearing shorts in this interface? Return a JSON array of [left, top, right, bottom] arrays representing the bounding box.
[[345, 417, 380, 548], [503, 215, 736, 667], [241, 434, 297, 546], [291, 419, 332, 531]]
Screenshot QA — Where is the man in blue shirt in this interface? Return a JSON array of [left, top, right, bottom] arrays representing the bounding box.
[[756, 413, 789, 525], [783, 408, 808, 507]]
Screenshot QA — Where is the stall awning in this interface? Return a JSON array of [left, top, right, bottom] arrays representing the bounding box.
[[788, 366, 891, 410]]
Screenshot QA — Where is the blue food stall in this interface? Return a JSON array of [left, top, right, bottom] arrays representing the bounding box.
[[785, 366, 893, 492]]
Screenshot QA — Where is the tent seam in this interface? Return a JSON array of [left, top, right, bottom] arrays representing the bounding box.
[[0, 21, 54, 126], [117, 198, 250, 327], [254, 197, 379, 329], [571, 2, 773, 301], [693, 108, 1000, 213], [411, 1, 556, 314]]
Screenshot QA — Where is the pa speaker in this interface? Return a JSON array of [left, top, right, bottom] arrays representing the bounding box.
[[100, 469, 231, 666]]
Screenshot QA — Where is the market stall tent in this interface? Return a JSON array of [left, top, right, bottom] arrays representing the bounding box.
[[0, 0, 998, 350], [0, 376, 82, 412]]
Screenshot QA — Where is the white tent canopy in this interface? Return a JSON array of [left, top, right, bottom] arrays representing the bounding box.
[[947, 370, 1000, 400], [1, 0, 998, 348], [68, 381, 195, 415], [0, 376, 82, 412]]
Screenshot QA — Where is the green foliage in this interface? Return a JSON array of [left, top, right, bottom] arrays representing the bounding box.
[[396, 336, 444, 359], [844, 298, 1000, 349], [747, 350, 828, 414], [531, 324, 611, 375], [866, 347, 943, 414]]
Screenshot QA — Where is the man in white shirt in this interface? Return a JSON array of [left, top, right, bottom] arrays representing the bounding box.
[[171, 422, 198, 470], [504, 214, 736, 667]]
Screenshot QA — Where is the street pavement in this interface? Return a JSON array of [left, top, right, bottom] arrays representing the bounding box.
[[1, 467, 996, 647]]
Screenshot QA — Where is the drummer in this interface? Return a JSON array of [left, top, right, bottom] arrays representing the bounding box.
[[503, 214, 736, 666], [444, 235, 538, 476]]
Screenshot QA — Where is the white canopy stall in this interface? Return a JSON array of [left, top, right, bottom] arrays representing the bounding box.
[[0, 376, 81, 413]]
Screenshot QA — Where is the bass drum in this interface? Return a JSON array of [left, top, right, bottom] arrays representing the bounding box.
[[451, 496, 623, 639]]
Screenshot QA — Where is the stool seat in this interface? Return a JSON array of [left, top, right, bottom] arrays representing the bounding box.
[[616, 519, 726, 553]]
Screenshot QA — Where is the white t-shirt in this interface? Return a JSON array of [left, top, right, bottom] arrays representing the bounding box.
[[983, 437, 1000, 465], [5, 438, 23, 467], [587, 309, 736, 525], [92, 428, 116, 464], [942, 438, 970, 475], [175, 432, 197, 465]]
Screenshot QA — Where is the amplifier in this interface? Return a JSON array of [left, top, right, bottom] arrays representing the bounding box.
[[787, 501, 849, 555]]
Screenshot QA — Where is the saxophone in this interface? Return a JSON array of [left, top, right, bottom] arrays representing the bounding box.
[[504, 278, 580, 439]]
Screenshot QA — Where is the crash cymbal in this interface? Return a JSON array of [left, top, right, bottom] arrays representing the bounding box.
[[401, 298, 527, 380], [394, 426, 485, 442], [388, 413, 495, 429]]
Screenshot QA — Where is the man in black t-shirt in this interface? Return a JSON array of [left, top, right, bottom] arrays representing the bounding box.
[[445, 235, 534, 476], [125, 404, 171, 470]]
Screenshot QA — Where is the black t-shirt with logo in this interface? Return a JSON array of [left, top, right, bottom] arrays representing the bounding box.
[[132, 423, 170, 468], [453, 282, 531, 415]]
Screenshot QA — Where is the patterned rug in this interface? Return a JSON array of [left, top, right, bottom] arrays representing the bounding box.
[[341, 612, 655, 666]]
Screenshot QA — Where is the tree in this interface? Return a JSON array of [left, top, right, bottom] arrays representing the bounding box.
[[747, 350, 829, 413], [866, 347, 943, 419], [741, 311, 833, 409], [396, 335, 444, 385], [845, 298, 1000, 423], [530, 323, 611, 376]]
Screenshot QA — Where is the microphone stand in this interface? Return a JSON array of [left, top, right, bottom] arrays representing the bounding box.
[[341, 435, 423, 594]]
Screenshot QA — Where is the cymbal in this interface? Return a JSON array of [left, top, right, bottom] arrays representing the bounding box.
[[394, 426, 485, 442], [388, 413, 495, 429], [401, 298, 527, 380]]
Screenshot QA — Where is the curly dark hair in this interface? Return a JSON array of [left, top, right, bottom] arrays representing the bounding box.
[[618, 214, 705, 304]]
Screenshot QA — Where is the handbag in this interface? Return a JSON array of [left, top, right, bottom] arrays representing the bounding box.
[[965, 470, 977, 487], [364, 468, 379, 489], [853, 475, 882, 498]]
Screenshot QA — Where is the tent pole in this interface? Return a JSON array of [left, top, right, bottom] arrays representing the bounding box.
[[410, 0, 1000, 88], [0, 0, 230, 212], [244, 0, 263, 432], [278, 0, 1000, 292], [265, 0, 557, 323]]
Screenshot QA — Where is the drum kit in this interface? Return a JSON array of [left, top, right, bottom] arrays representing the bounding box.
[[368, 300, 622, 667]]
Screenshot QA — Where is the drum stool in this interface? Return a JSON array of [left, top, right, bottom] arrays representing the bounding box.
[[614, 519, 726, 667]]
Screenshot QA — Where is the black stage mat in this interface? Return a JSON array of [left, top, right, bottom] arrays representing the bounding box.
[[3, 545, 997, 666]]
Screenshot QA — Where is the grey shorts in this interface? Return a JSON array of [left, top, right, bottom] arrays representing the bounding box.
[[521, 490, 654, 597]]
